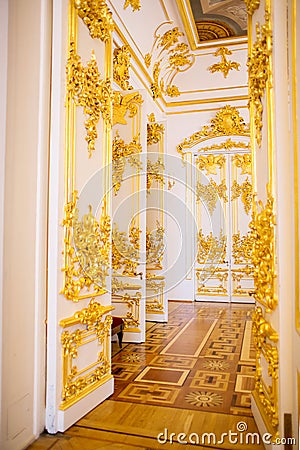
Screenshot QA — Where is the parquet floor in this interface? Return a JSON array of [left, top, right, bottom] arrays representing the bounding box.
[[28, 301, 264, 450]]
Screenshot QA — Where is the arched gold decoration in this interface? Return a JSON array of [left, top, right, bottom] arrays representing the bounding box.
[[177, 105, 249, 157], [113, 45, 133, 90], [195, 20, 234, 41]]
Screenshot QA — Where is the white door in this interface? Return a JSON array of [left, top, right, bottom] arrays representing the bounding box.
[[146, 116, 168, 322], [46, 0, 114, 433], [111, 89, 146, 342], [194, 137, 254, 303]]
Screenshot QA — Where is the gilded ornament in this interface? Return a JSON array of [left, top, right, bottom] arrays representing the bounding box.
[[249, 192, 277, 311], [61, 192, 110, 302], [146, 221, 165, 267], [113, 91, 143, 126], [124, 0, 141, 12], [198, 139, 250, 153], [196, 154, 225, 175], [232, 153, 252, 174], [247, 8, 272, 146], [232, 232, 253, 263], [208, 47, 240, 78], [244, 0, 260, 15], [197, 230, 227, 264], [66, 44, 112, 157], [147, 114, 165, 145], [231, 178, 253, 215], [177, 106, 249, 157], [196, 179, 228, 215], [145, 24, 195, 99], [74, 0, 114, 42], [146, 299, 164, 312], [113, 45, 133, 90], [231, 266, 254, 296], [112, 221, 141, 276], [111, 277, 141, 294], [112, 133, 142, 195], [113, 292, 141, 328], [147, 158, 165, 192]]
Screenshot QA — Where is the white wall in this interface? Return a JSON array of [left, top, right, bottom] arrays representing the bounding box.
[[0, 1, 51, 449]]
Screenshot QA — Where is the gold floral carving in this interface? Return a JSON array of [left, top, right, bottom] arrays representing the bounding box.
[[249, 192, 277, 311], [196, 268, 228, 295], [196, 154, 226, 175], [147, 158, 165, 192], [124, 0, 141, 12], [247, 8, 272, 147], [147, 113, 165, 145], [112, 292, 141, 329], [244, 0, 260, 15], [208, 47, 240, 78], [145, 24, 195, 99], [111, 277, 141, 294], [112, 133, 142, 195], [74, 0, 114, 42], [252, 306, 279, 429], [61, 192, 110, 302], [231, 178, 253, 215], [232, 232, 253, 263], [113, 91, 143, 126], [177, 106, 249, 157], [112, 221, 141, 276], [146, 221, 165, 267], [231, 266, 254, 296], [67, 43, 112, 157], [59, 300, 113, 409], [113, 45, 133, 90], [197, 230, 227, 264], [232, 153, 252, 174], [198, 139, 250, 153], [196, 179, 228, 215]]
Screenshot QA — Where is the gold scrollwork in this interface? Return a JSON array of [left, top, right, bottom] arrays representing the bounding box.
[[61, 192, 110, 302], [146, 221, 165, 268], [147, 158, 165, 192], [231, 178, 253, 215], [66, 43, 112, 157], [247, 7, 272, 147], [147, 113, 165, 145], [196, 268, 228, 295], [197, 229, 227, 264], [113, 292, 141, 329], [196, 179, 228, 215], [112, 221, 141, 276], [232, 232, 253, 263], [196, 154, 226, 176], [59, 300, 113, 409], [177, 105, 249, 157], [112, 132, 142, 195], [145, 24, 195, 99], [208, 47, 240, 78], [74, 0, 114, 42], [249, 192, 277, 312], [244, 0, 260, 15], [113, 91, 143, 126], [111, 277, 141, 294], [124, 0, 141, 11], [113, 45, 133, 90], [232, 153, 252, 175]]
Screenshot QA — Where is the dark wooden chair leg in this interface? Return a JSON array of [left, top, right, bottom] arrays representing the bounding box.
[[117, 330, 123, 348]]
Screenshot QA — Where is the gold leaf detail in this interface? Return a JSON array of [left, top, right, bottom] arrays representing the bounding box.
[[196, 154, 226, 176], [147, 115, 165, 145], [113, 91, 143, 126], [232, 154, 252, 174], [196, 179, 228, 215], [231, 178, 253, 214], [208, 47, 240, 78], [113, 45, 133, 90], [124, 0, 141, 12], [244, 0, 260, 15], [112, 133, 142, 195], [147, 158, 165, 192], [197, 230, 227, 264], [74, 0, 114, 41], [112, 221, 141, 276], [146, 221, 165, 267]]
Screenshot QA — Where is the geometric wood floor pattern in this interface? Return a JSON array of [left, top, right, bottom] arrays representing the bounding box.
[[111, 301, 256, 417], [28, 301, 263, 449]]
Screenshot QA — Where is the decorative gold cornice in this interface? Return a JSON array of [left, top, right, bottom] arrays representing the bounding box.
[[177, 105, 249, 157], [113, 91, 143, 126], [208, 47, 240, 78], [113, 45, 133, 90], [124, 0, 141, 12], [247, 7, 272, 147], [67, 43, 112, 157], [244, 0, 260, 15], [145, 23, 195, 100], [74, 0, 114, 41], [147, 113, 165, 145]]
